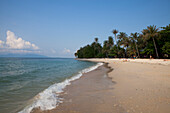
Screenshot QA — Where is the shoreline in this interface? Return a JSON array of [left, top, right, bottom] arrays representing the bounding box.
[[32, 58, 170, 113], [32, 63, 124, 113], [19, 62, 103, 113]]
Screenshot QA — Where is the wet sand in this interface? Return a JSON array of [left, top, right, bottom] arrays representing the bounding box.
[[32, 64, 125, 113]]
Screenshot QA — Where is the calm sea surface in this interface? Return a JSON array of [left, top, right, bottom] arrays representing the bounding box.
[[0, 58, 96, 113]]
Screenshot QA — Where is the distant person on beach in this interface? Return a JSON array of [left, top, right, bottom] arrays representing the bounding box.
[[133, 55, 136, 59], [150, 55, 152, 59]]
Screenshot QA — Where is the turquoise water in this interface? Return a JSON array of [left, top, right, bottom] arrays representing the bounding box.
[[0, 58, 96, 113]]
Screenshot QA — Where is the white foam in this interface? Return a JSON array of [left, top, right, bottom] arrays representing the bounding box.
[[19, 62, 103, 113]]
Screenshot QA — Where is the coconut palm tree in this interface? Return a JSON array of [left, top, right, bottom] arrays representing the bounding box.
[[117, 32, 127, 40], [112, 29, 118, 45], [117, 32, 129, 47], [161, 24, 170, 32], [142, 25, 159, 58], [103, 40, 110, 58], [117, 32, 129, 57], [95, 37, 98, 43], [130, 32, 140, 58], [92, 38, 99, 57], [108, 36, 114, 48], [92, 37, 102, 57]]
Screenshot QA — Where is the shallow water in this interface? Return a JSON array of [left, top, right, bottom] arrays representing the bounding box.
[[50, 64, 125, 113], [0, 57, 96, 113]]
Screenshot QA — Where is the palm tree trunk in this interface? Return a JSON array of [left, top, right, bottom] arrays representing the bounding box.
[[152, 37, 159, 58], [106, 52, 108, 58], [124, 47, 127, 58], [94, 49, 95, 57], [94, 45, 96, 57], [135, 42, 140, 58], [115, 34, 117, 45]]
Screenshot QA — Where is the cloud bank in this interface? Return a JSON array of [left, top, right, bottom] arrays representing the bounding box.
[[0, 30, 39, 53]]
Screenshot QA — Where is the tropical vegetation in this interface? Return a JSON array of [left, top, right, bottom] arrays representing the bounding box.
[[75, 24, 170, 59]]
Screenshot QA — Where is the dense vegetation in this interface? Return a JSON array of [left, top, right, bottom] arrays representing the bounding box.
[[75, 24, 170, 59]]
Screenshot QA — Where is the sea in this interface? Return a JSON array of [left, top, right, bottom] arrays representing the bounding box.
[[0, 57, 102, 113]]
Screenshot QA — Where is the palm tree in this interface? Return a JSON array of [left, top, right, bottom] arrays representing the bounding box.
[[161, 24, 170, 32], [93, 37, 102, 57], [108, 36, 114, 48], [117, 32, 129, 57], [117, 32, 127, 40], [130, 32, 140, 58], [103, 40, 110, 58], [93, 38, 99, 57], [117, 32, 129, 47], [142, 25, 159, 58], [112, 29, 118, 45], [121, 37, 130, 48], [95, 37, 98, 43]]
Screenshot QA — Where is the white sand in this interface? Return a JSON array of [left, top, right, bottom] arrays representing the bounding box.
[[79, 58, 170, 65], [78, 58, 170, 113]]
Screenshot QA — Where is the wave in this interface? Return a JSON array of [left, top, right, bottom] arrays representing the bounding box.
[[18, 62, 103, 113]]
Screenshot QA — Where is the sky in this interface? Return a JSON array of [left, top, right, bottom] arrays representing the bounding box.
[[0, 0, 170, 58]]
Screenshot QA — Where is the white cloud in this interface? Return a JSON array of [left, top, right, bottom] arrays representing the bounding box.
[[0, 30, 40, 54], [63, 48, 71, 54], [5, 30, 39, 50]]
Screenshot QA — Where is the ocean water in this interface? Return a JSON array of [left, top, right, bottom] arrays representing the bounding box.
[[0, 58, 102, 113]]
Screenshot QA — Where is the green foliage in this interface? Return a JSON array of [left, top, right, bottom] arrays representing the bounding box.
[[162, 42, 170, 57], [75, 38, 103, 58], [142, 25, 159, 58], [112, 29, 119, 45], [75, 24, 170, 59], [108, 36, 114, 48], [159, 24, 170, 57], [140, 39, 155, 56], [109, 45, 125, 58], [102, 40, 109, 58], [76, 45, 94, 58]]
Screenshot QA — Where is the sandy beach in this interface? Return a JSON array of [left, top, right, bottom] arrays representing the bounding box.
[[33, 58, 170, 113], [78, 58, 170, 113]]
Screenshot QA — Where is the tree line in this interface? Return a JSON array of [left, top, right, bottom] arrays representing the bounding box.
[[75, 24, 170, 59]]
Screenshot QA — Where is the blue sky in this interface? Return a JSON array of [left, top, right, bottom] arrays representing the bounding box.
[[0, 0, 170, 57]]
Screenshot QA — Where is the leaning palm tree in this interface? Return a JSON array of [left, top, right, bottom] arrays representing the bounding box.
[[112, 29, 119, 45], [130, 32, 140, 58], [142, 25, 159, 58]]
